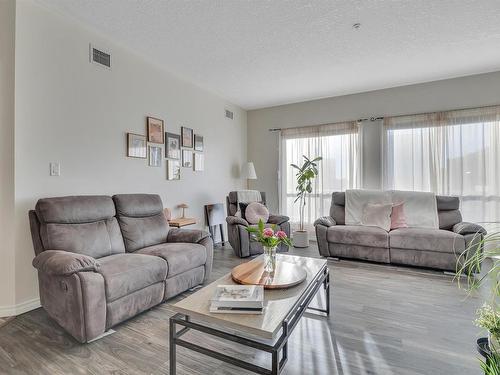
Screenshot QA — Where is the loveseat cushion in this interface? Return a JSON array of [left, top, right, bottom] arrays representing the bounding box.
[[389, 228, 465, 254], [97, 253, 167, 302], [136, 243, 207, 278], [36, 196, 125, 258], [327, 225, 389, 248], [113, 194, 169, 252]]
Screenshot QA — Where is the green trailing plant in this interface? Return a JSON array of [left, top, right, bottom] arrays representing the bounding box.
[[455, 230, 500, 298], [480, 354, 500, 375], [291, 155, 322, 231], [455, 227, 500, 368]]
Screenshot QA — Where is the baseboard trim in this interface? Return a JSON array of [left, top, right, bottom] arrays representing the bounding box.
[[0, 298, 41, 318]]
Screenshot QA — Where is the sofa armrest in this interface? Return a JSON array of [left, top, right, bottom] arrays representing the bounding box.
[[267, 214, 289, 225], [453, 222, 487, 235], [167, 228, 211, 244], [226, 216, 249, 227], [32, 250, 99, 276], [314, 216, 336, 227]]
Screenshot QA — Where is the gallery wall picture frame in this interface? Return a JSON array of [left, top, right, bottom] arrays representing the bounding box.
[[182, 149, 193, 168], [165, 132, 181, 159], [194, 134, 204, 152], [147, 117, 164, 144], [194, 153, 204, 171], [127, 133, 147, 158], [181, 126, 193, 148], [148, 146, 162, 167], [167, 160, 181, 180]]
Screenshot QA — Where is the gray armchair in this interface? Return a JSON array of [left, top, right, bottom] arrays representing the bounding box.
[[226, 191, 291, 258]]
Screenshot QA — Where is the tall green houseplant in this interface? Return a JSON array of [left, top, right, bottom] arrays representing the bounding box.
[[290, 155, 322, 247]]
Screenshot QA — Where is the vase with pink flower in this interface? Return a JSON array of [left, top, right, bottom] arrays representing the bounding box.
[[246, 219, 292, 272]]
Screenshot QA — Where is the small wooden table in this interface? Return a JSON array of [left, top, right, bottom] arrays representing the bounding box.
[[231, 258, 307, 289], [169, 254, 330, 375], [168, 217, 196, 228]]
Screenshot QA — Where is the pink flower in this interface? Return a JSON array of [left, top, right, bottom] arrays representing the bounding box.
[[276, 230, 287, 239], [263, 228, 274, 238]]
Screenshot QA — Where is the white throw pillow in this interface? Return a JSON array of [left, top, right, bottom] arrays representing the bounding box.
[[245, 202, 269, 224], [361, 203, 392, 232]]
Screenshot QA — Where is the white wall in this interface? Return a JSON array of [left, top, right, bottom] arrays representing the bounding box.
[[0, 0, 17, 314], [248, 71, 500, 212], [10, 1, 247, 309]]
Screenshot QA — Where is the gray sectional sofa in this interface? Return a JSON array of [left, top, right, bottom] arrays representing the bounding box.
[[29, 194, 212, 343], [314, 192, 486, 271]]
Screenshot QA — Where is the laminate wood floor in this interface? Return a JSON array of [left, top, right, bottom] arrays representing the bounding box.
[[0, 244, 482, 375]]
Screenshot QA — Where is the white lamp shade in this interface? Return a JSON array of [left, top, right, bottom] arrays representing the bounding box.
[[243, 162, 257, 180]]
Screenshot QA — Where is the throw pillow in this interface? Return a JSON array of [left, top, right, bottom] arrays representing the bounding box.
[[244, 202, 269, 225], [390, 202, 408, 229], [361, 203, 392, 231]]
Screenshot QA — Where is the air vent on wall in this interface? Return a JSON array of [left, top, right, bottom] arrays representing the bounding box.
[[89, 44, 111, 68], [225, 109, 234, 120]]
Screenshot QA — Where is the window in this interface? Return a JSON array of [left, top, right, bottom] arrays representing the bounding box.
[[383, 106, 500, 223], [280, 122, 360, 232]]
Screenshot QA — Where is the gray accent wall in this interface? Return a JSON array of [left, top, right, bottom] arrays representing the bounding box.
[[7, 1, 247, 313], [0, 0, 16, 314], [247, 71, 500, 212]]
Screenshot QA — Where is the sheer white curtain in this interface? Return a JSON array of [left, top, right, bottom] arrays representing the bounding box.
[[383, 106, 500, 224], [280, 122, 361, 232]]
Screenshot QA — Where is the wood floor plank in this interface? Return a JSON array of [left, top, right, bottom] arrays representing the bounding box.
[[0, 244, 482, 374]]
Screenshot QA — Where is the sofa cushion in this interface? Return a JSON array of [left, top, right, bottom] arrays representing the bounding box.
[[327, 225, 389, 248], [136, 243, 207, 278], [36, 196, 125, 258], [97, 253, 167, 302], [389, 228, 465, 254], [113, 194, 169, 252], [40, 219, 125, 259]]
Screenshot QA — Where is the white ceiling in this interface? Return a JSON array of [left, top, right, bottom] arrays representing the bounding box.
[[36, 0, 500, 110]]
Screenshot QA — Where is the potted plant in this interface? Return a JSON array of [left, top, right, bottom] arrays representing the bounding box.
[[290, 155, 322, 248], [246, 219, 292, 272], [476, 303, 500, 354], [456, 229, 500, 369]]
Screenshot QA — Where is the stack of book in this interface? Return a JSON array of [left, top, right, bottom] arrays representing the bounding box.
[[210, 285, 264, 314]]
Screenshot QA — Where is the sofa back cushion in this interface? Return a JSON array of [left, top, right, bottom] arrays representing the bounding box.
[[35, 196, 125, 258], [113, 194, 168, 252], [329, 192, 462, 229], [226, 191, 266, 216]]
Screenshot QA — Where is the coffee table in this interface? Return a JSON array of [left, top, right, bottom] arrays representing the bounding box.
[[169, 254, 330, 375]]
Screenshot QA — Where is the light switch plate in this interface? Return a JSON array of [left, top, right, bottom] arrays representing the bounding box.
[[50, 162, 60, 176]]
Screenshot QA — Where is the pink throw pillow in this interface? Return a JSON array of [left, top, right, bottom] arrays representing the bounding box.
[[245, 202, 270, 224], [391, 202, 408, 230]]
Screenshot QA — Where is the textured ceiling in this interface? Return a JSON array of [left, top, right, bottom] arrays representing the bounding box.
[[35, 0, 500, 109]]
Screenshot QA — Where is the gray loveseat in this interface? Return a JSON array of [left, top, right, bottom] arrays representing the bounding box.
[[29, 194, 212, 343], [226, 191, 291, 258], [314, 192, 486, 271]]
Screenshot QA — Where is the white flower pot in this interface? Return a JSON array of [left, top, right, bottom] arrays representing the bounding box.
[[293, 230, 309, 248]]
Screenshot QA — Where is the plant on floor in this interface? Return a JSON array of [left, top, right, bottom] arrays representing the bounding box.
[[291, 155, 322, 231], [455, 228, 500, 361], [481, 353, 500, 375], [476, 303, 500, 352]]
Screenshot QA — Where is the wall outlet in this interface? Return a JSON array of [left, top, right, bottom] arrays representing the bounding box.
[[50, 162, 60, 176]]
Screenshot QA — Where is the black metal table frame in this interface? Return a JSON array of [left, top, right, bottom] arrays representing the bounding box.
[[169, 265, 330, 375]]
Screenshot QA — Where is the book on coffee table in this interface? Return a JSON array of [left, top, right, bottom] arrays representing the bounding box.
[[210, 285, 264, 314]]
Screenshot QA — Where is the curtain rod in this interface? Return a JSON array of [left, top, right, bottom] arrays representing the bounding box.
[[268, 103, 500, 132], [268, 117, 383, 132]]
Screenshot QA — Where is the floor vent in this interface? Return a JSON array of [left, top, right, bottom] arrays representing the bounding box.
[[90, 44, 111, 68], [225, 109, 234, 120]]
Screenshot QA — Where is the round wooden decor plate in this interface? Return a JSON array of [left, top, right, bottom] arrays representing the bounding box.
[[231, 259, 307, 289]]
